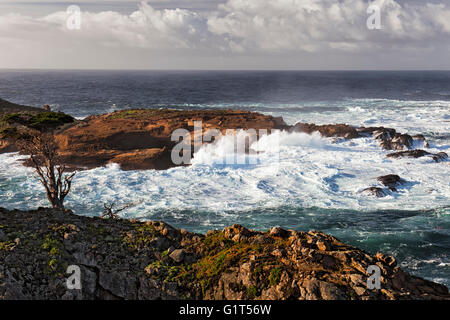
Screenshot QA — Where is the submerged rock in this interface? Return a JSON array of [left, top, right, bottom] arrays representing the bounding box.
[[1, 207, 448, 300], [387, 150, 448, 163], [361, 187, 388, 198]]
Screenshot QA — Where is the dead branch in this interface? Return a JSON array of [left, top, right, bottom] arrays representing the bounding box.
[[17, 133, 75, 211]]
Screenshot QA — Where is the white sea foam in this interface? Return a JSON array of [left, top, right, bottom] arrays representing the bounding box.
[[1, 128, 448, 217], [274, 99, 450, 142], [1, 98, 449, 217]]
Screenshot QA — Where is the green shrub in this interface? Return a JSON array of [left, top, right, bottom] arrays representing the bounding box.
[[1, 111, 74, 132], [269, 267, 282, 286], [28, 112, 74, 130], [246, 285, 258, 299]]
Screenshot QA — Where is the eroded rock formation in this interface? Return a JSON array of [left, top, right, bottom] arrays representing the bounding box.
[[0, 208, 448, 300], [0, 98, 446, 170]]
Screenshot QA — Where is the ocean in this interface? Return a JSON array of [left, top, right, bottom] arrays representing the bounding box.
[[0, 70, 449, 287]]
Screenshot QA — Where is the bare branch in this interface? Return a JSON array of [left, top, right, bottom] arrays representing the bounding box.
[[101, 201, 140, 220], [17, 133, 76, 212]]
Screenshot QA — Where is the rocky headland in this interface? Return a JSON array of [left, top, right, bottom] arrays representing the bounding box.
[[0, 208, 449, 300], [0, 98, 447, 171]]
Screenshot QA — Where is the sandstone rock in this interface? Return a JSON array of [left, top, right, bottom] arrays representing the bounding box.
[[376, 252, 397, 267], [223, 224, 253, 240], [291, 123, 360, 139], [269, 227, 290, 238], [316, 240, 330, 251], [319, 281, 346, 300], [354, 286, 366, 296], [51, 109, 287, 170], [169, 249, 186, 263]]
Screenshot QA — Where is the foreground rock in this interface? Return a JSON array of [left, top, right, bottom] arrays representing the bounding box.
[[0, 208, 448, 300]]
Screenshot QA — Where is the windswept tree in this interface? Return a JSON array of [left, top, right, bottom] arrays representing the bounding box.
[[17, 133, 75, 211]]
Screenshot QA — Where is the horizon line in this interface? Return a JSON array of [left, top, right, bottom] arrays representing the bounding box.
[[1, 68, 450, 72]]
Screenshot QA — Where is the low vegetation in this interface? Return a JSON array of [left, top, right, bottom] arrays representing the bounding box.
[[1, 111, 74, 131]]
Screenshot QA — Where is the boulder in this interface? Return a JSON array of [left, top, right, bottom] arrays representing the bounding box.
[[377, 175, 402, 191], [169, 249, 186, 263]]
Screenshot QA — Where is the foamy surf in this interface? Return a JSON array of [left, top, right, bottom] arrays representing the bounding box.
[[1, 129, 448, 215], [1, 128, 449, 288]]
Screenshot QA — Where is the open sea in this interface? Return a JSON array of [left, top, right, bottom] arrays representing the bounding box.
[[0, 70, 449, 287]]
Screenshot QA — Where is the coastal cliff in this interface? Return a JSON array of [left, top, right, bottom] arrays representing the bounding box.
[[0, 208, 448, 300]]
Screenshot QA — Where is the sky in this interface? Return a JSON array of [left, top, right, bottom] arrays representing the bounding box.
[[0, 0, 449, 70]]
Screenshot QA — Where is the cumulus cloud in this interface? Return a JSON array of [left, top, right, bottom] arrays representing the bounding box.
[[0, 0, 449, 68], [208, 0, 450, 52], [1, 2, 210, 50]]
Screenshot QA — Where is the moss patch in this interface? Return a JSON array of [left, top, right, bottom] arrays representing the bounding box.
[[121, 223, 159, 250], [246, 285, 259, 299], [41, 234, 65, 273], [269, 267, 283, 286], [0, 240, 16, 251], [145, 260, 192, 283]]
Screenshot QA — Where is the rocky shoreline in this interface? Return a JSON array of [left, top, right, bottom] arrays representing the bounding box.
[[0, 98, 447, 171], [1, 99, 449, 300], [0, 207, 449, 300]]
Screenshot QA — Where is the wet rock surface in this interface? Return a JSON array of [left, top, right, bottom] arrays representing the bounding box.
[[377, 175, 403, 192], [387, 150, 448, 163], [1, 208, 448, 300], [291, 123, 360, 139], [361, 187, 388, 198]]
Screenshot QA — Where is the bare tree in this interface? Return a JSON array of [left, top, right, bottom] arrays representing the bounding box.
[[17, 133, 75, 211], [101, 202, 137, 219]]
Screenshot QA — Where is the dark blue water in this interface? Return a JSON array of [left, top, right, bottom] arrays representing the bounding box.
[[0, 70, 449, 118]]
